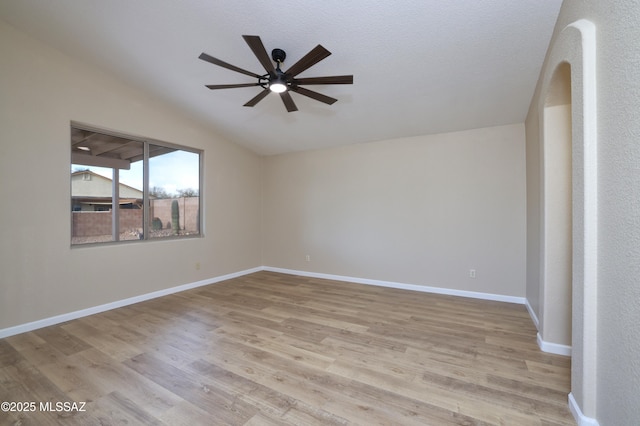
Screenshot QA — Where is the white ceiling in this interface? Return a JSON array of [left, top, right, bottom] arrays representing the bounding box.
[[0, 0, 562, 155]]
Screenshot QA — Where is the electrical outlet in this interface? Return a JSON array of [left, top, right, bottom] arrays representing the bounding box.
[[305, 255, 311, 262], [469, 269, 476, 278], [195, 262, 201, 270]]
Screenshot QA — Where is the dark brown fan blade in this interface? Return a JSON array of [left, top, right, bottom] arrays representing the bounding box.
[[242, 35, 276, 75], [206, 83, 260, 90], [285, 45, 331, 77], [243, 89, 271, 107], [280, 91, 298, 112], [290, 86, 337, 105], [199, 53, 262, 79], [293, 75, 354, 85]]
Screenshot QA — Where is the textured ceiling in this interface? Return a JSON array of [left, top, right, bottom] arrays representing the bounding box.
[[0, 0, 562, 155]]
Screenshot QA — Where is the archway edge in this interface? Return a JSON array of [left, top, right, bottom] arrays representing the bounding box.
[[538, 19, 597, 421]]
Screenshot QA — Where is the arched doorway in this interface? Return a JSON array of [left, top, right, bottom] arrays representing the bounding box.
[[537, 19, 598, 421]]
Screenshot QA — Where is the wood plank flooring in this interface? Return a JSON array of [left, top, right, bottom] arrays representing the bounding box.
[[0, 271, 574, 425]]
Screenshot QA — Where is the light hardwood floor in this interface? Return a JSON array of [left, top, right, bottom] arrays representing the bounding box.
[[0, 271, 574, 425]]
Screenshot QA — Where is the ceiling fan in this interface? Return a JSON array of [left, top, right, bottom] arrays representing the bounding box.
[[199, 35, 353, 112]]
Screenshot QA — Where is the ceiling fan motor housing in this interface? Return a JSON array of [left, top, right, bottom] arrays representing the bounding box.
[[271, 48, 286, 64]]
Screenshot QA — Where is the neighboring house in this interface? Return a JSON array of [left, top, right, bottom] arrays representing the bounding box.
[[71, 170, 144, 211]]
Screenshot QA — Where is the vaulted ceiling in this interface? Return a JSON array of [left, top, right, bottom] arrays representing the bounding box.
[[0, 0, 563, 155]]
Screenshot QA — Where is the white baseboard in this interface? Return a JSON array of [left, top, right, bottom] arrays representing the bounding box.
[[0, 266, 529, 339], [537, 332, 572, 356], [263, 266, 526, 304], [525, 299, 540, 330], [569, 393, 600, 426], [527, 301, 571, 357], [0, 267, 262, 339]]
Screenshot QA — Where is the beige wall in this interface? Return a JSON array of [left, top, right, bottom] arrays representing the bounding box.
[[263, 124, 527, 297], [541, 103, 572, 347], [525, 101, 542, 319], [526, 0, 640, 423], [0, 20, 262, 330]]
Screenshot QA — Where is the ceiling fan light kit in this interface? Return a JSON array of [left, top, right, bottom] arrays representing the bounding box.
[[269, 80, 287, 93], [199, 35, 353, 112], [268, 67, 288, 93]]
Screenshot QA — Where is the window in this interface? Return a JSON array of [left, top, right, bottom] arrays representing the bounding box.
[[71, 123, 202, 245]]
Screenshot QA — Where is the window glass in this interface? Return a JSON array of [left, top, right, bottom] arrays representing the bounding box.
[[148, 146, 200, 239], [70, 125, 201, 245], [71, 165, 114, 244]]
